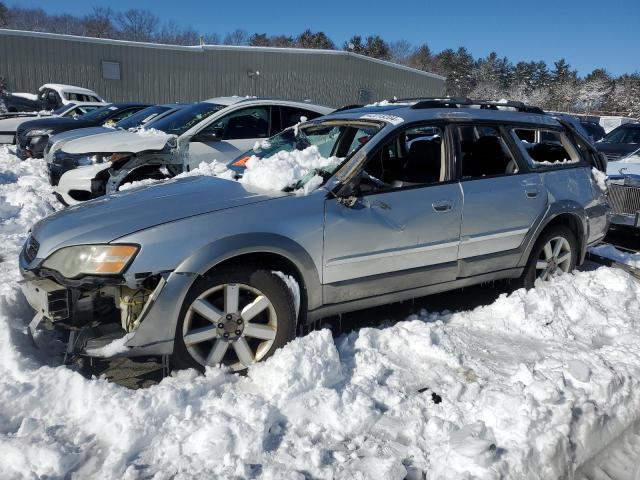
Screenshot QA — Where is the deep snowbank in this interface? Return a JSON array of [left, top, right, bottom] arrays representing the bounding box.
[[2, 147, 640, 479]]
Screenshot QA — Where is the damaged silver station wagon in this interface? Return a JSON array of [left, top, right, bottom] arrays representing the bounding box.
[[20, 99, 610, 372]]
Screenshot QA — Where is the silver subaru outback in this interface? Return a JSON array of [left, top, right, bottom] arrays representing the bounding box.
[[20, 99, 610, 372]]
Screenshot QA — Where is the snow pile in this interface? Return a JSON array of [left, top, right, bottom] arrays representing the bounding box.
[[120, 146, 338, 196], [4, 147, 640, 478], [590, 244, 640, 268], [118, 160, 235, 191], [132, 127, 171, 139], [591, 167, 608, 191], [239, 145, 340, 193]]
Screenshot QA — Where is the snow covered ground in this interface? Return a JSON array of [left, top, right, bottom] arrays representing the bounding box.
[[2, 146, 640, 479]]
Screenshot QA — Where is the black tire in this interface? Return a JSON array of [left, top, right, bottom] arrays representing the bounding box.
[[171, 264, 297, 373], [520, 225, 578, 289]]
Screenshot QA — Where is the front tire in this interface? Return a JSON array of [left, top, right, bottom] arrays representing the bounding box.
[[521, 225, 577, 289], [171, 265, 297, 372]]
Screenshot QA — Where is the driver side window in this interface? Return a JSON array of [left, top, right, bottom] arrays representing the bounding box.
[[209, 107, 270, 140], [359, 125, 446, 192]]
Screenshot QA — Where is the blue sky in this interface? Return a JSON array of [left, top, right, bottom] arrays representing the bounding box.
[[13, 0, 640, 76]]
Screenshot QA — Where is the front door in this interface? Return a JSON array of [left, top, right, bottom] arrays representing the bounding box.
[[187, 106, 271, 169], [322, 124, 463, 302]]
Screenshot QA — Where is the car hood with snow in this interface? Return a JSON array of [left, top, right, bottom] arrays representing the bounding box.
[[606, 149, 640, 177], [30, 175, 281, 257], [56, 128, 172, 155]]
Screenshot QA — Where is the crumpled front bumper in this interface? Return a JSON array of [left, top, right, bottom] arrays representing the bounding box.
[[20, 261, 197, 358]]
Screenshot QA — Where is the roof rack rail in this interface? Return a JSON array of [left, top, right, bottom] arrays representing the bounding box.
[[408, 98, 544, 114], [333, 104, 363, 112]]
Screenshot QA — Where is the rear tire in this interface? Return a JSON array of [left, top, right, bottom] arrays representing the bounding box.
[[171, 265, 297, 373], [520, 225, 577, 289]]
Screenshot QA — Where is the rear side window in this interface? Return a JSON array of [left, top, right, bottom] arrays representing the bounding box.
[[212, 107, 270, 140], [281, 107, 322, 130], [457, 125, 519, 179], [512, 128, 581, 166]]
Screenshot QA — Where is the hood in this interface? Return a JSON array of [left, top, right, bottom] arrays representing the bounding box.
[[60, 129, 171, 155], [19, 116, 96, 134], [31, 176, 284, 259], [607, 150, 640, 177], [49, 127, 121, 154]]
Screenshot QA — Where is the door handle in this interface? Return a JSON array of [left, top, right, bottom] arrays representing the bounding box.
[[525, 190, 540, 198], [432, 200, 453, 212]]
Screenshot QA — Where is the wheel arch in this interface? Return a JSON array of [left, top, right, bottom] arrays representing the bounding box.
[[521, 204, 587, 266], [175, 233, 322, 314]]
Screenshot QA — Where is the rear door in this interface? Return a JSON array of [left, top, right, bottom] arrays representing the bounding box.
[[455, 124, 547, 274]]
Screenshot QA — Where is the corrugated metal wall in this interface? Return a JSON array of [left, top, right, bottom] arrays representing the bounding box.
[[0, 29, 445, 107]]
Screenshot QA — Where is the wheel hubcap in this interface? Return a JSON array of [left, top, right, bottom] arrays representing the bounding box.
[[182, 283, 278, 371], [536, 236, 572, 281]]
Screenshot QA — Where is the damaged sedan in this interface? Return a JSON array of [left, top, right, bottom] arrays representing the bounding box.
[[20, 99, 610, 372], [51, 97, 333, 204]]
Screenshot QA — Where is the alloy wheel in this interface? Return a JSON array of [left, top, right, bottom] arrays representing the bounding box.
[[535, 236, 572, 281], [182, 283, 278, 371]]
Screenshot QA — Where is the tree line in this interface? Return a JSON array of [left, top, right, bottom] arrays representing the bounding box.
[[0, 3, 638, 117]]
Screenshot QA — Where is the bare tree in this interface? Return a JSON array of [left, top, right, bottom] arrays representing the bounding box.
[[114, 9, 159, 42], [389, 40, 412, 65], [83, 7, 115, 39], [223, 29, 248, 46]]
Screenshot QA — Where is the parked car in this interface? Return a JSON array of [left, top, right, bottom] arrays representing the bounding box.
[[45, 103, 188, 202], [50, 97, 332, 204], [4, 84, 105, 112], [19, 98, 609, 372], [0, 102, 105, 145], [605, 147, 640, 229], [595, 122, 640, 161], [15, 103, 150, 159], [580, 120, 606, 142]]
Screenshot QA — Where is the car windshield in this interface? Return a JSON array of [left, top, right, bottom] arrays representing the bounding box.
[[52, 104, 71, 115], [150, 103, 224, 136], [115, 105, 172, 130], [76, 105, 118, 122], [230, 120, 381, 191], [602, 125, 640, 144]]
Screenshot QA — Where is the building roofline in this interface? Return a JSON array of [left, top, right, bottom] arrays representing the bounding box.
[[0, 28, 446, 81]]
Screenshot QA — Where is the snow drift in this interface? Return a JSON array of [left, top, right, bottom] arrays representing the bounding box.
[[2, 146, 640, 479]]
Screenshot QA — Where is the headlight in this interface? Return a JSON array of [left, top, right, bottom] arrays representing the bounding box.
[[27, 129, 54, 137], [42, 244, 139, 278], [76, 153, 131, 166]]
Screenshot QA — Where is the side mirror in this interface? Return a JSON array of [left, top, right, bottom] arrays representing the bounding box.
[[192, 128, 223, 143]]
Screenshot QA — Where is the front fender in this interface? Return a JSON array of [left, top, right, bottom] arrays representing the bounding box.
[[176, 232, 322, 310], [124, 233, 322, 352]]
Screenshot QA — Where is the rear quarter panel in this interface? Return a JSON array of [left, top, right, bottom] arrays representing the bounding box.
[[540, 166, 609, 245]]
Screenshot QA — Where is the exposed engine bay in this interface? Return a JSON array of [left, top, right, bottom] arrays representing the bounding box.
[[22, 272, 165, 359]]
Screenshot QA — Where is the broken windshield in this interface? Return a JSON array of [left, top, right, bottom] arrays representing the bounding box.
[[229, 121, 380, 192]]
